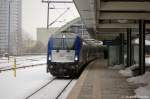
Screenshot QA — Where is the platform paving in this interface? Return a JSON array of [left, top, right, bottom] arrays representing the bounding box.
[[67, 59, 137, 99]]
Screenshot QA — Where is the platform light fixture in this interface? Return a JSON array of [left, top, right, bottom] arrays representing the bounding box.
[[49, 56, 51, 60], [117, 19, 128, 23]]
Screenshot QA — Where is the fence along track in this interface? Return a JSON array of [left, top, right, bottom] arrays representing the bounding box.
[[0, 63, 46, 72], [0, 57, 46, 64]]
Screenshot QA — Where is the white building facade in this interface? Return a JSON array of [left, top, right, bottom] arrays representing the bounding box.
[[0, 0, 22, 55]]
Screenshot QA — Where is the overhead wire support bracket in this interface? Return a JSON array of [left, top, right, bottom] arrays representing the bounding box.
[[42, 0, 73, 29], [48, 8, 70, 26]]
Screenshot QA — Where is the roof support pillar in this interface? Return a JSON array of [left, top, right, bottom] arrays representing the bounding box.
[[119, 33, 124, 64], [127, 28, 132, 67], [139, 20, 145, 75]]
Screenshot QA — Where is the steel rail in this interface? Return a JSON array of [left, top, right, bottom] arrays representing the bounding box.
[[55, 79, 73, 99], [25, 78, 56, 99]]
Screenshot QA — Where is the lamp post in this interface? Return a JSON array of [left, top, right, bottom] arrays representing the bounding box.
[[8, 0, 11, 61]]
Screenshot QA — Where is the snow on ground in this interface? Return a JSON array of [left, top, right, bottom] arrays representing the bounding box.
[[127, 72, 150, 84], [0, 55, 77, 99], [109, 57, 150, 98], [0, 65, 51, 99], [146, 57, 150, 66], [135, 84, 150, 99], [125, 64, 139, 70], [119, 64, 138, 77], [108, 64, 125, 70], [122, 66, 150, 98], [133, 38, 150, 45], [126, 72, 150, 99], [119, 69, 133, 77]]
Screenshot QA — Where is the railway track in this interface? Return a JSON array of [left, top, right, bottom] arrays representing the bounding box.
[[0, 63, 46, 72], [55, 79, 73, 99], [26, 78, 56, 99], [25, 78, 73, 99]]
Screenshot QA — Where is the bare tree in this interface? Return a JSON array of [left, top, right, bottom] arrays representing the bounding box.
[[29, 41, 46, 53]]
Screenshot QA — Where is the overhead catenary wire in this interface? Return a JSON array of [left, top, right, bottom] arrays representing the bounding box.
[[42, 0, 73, 3], [48, 7, 70, 26], [64, 1, 76, 18]]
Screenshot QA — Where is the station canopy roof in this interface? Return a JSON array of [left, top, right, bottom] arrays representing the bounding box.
[[73, 0, 150, 40]]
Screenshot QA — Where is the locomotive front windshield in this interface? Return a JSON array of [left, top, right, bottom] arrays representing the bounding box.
[[52, 38, 75, 50]]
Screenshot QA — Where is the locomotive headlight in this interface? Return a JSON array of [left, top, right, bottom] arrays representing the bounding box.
[[75, 56, 78, 61], [49, 56, 51, 60]]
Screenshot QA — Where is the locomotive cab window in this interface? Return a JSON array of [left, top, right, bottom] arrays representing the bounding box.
[[52, 38, 75, 50]]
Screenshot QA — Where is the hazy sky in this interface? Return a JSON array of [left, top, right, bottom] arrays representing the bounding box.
[[22, 0, 79, 40]]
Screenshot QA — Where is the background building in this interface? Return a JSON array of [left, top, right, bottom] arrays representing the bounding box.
[[0, 0, 22, 55], [37, 27, 59, 46]]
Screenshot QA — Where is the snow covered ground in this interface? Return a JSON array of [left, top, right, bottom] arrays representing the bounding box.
[[114, 63, 150, 98], [135, 84, 150, 99], [0, 65, 50, 99], [108, 57, 150, 99], [127, 72, 150, 84], [0, 55, 77, 99], [0, 65, 76, 99], [108, 64, 125, 70], [126, 72, 150, 99], [119, 64, 139, 77]]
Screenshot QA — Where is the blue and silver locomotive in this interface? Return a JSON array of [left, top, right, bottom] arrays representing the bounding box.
[[47, 33, 84, 77]]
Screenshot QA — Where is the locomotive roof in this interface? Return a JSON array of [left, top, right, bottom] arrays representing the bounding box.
[[50, 33, 78, 38]]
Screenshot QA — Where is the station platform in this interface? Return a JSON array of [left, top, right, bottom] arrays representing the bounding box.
[[67, 59, 137, 99]]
